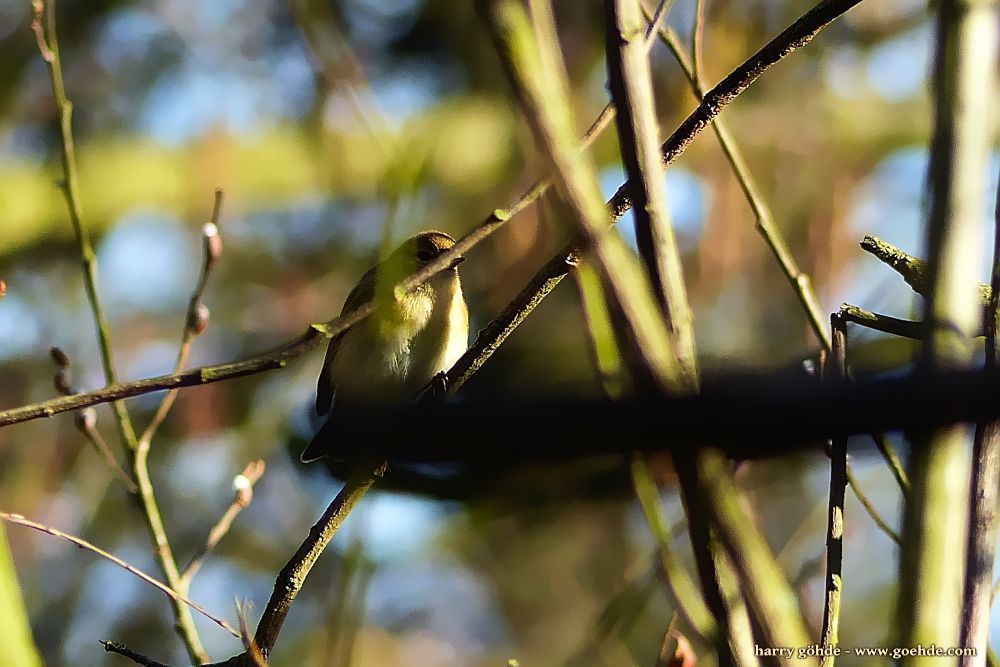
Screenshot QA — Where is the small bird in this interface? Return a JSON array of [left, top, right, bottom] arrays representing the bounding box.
[[300, 231, 469, 462]]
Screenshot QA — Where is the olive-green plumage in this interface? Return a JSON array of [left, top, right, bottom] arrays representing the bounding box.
[[301, 231, 469, 462]]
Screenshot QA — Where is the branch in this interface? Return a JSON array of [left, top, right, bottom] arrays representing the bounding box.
[[50, 347, 137, 492], [0, 0, 863, 432], [32, 2, 205, 658], [138, 189, 224, 451], [0, 512, 240, 639], [897, 0, 998, 653], [640, 0, 829, 349], [31, 0, 139, 450], [838, 304, 925, 340], [479, 0, 682, 391], [630, 455, 717, 643], [179, 460, 265, 590], [232, 460, 386, 664], [444, 0, 864, 397], [819, 314, 848, 663], [286, 369, 1000, 462], [100, 641, 170, 667], [843, 465, 900, 545], [606, 0, 697, 383], [861, 235, 992, 305], [960, 133, 1000, 657]]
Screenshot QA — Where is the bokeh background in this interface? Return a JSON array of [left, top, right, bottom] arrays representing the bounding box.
[[0, 0, 998, 665]]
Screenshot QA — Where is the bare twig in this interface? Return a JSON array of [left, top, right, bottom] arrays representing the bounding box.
[[100, 641, 170, 667], [820, 314, 848, 664], [180, 459, 266, 590], [288, 0, 393, 153], [698, 454, 814, 663], [838, 304, 925, 340], [480, 0, 683, 391], [0, 512, 239, 639], [251, 460, 386, 660], [606, 0, 697, 384], [844, 465, 901, 545], [861, 235, 992, 305], [960, 144, 1000, 660], [31, 0, 139, 450], [630, 455, 717, 643], [32, 2, 208, 659], [50, 347, 136, 492], [138, 189, 224, 450]]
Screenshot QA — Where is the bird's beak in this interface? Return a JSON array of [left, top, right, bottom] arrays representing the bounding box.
[[449, 255, 466, 270]]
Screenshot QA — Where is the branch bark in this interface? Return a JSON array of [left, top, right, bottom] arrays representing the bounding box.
[[896, 0, 998, 659]]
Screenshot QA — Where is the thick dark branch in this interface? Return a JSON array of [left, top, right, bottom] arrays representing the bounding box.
[[312, 369, 1000, 464]]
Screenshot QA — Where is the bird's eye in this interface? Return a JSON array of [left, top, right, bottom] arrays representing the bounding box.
[[417, 250, 435, 262]]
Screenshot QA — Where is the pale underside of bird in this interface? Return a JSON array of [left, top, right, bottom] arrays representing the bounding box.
[[301, 231, 469, 462]]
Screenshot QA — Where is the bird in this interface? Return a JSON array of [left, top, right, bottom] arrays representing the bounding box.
[[300, 231, 469, 462]]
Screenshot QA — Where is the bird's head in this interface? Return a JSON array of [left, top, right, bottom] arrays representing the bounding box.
[[389, 231, 464, 273]]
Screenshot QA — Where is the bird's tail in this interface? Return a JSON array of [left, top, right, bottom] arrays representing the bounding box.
[[300, 415, 341, 463]]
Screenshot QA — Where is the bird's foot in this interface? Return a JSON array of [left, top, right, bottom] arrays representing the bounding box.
[[418, 371, 450, 401]]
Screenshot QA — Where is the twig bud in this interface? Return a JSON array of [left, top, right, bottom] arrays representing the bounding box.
[[233, 474, 253, 507], [50, 346, 70, 368], [74, 407, 97, 432], [187, 302, 210, 335], [202, 222, 222, 268], [54, 368, 72, 395]]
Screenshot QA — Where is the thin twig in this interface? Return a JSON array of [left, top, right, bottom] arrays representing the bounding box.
[[838, 304, 924, 340], [50, 347, 137, 492], [32, 3, 206, 658], [179, 459, 266, 590], [843, 466, 901, 545], [860, 235, 992, 305], [288, 0, 394, 154], [100, 641, 170, 667], [481, 0, 684, 392], [819, 314, 848, 664], [630, 455, 717, 643], [31, 0, 139, 450], [138, 188, 224, 450], [0, 512, 239, 639]]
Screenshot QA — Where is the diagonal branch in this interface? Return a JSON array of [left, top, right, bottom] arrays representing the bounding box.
[[0, 512, 239, 639], [444, 0, 864, 397], [179, 459, 265, 591]]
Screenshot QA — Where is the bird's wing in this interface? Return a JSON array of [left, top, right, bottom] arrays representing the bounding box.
[[316, 264, 378, 415]]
